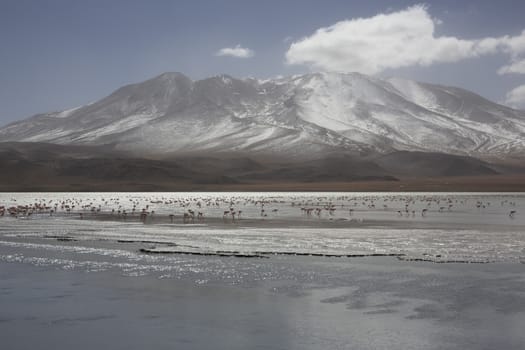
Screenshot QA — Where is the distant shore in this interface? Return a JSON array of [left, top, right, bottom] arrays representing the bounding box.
[[2, 174, 525, 192]]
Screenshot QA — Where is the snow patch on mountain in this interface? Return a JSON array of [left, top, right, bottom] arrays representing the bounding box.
[[0, 71, 524, 161]]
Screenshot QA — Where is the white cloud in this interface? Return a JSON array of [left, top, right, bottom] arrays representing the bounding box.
[[504, 85, 525, 109], [498, 58, 525, 75], [215, 45, 254, 58], [285, 5, 525, 75], [502, 30, 525, 56]]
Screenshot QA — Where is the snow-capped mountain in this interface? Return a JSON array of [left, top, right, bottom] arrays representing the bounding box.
[[1, 72, 524, 161]]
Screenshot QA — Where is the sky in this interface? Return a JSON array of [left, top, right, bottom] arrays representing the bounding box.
[[1, 0, 525, 125]]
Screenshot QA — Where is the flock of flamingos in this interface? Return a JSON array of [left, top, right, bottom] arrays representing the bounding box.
[[0, 194, 518, 223]]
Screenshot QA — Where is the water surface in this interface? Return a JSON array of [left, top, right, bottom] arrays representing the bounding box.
[[1, 192, 524, 349]]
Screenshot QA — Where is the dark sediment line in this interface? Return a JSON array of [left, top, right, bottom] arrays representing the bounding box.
[[117, 240, 178, 245], [43, 235, 78, 242], [253, 251, 406, 258], [397, 256, 491, 264], [139, 248, 268, 258], [138, 246, 503, 264], [139, 247, 405, 259]]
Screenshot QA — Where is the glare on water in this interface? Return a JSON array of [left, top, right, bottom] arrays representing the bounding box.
[[0, 192, 524, 270]]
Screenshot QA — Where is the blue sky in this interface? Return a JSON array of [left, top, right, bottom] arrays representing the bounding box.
[[1, 0, 525, 125]]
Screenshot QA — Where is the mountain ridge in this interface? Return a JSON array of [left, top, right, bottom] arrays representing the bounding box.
[[1, 71, 524, 163]]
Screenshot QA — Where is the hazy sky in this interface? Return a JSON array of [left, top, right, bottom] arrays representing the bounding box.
[[1, 0, 525, 125]]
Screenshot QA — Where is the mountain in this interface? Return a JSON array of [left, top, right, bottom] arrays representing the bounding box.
[[1, 72, 524, 162], [0, 142, 240, 191], [375, 151, 499, 177], [0, 142, 396, 191]]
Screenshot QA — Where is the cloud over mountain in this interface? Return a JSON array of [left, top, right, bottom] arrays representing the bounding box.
[[215, 45, 254, 58], [285, 5, 525, 76], [498, 58, 525, 75], [505, 84, 525, 109]]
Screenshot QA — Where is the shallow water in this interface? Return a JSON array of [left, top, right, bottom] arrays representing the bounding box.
[[1, 192, 525, 349], [2, 255, 525, 350], [0, 192, 524, 264]]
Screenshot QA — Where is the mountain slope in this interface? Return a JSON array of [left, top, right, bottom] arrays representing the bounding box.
[[1, 72, 524, 161], [3, 142, 525, 192], [375, 151, 499, 177]]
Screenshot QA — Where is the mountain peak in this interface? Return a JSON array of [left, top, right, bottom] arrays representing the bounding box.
[[153, 71, 191, 82], [0, 72, 524, 161]]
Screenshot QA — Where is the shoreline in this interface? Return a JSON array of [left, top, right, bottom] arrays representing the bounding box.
[[1, 175, 525, 192]]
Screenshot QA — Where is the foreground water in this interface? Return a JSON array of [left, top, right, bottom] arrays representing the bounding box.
[[1, 192, 524, 349]]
